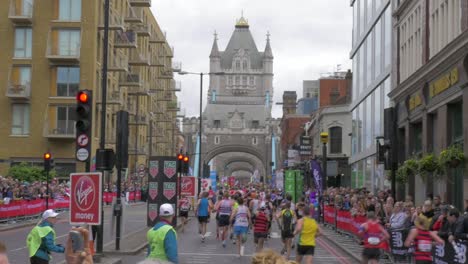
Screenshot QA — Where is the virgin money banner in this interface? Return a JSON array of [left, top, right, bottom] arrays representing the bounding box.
[[147, 156, 178, 227], [201, 178, 211, 192], [70, 172, 102, 225], [179, 176, 196, 197], [0, 199, 70, 219]]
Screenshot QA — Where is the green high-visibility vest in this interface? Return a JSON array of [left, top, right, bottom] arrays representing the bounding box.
[[26, 225, 55, 257], [147, 225, 176, 260]]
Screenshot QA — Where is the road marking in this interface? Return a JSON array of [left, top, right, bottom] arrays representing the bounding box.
[[9, 233, 69, 252], [181, 252, 354, 259]]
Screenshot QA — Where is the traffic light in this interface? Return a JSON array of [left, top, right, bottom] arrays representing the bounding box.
[[177, 153, 184, 174], [75, 90, 92, 162], [182, 155, 189, 174], [44, 152, 53, 171]]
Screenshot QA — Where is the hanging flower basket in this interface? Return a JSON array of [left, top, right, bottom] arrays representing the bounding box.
[[396, 158, 418, 184], [439, 145, 465, 169]]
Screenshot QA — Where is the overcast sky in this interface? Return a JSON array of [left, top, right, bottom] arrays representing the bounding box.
[[151, 0, 352, 118]]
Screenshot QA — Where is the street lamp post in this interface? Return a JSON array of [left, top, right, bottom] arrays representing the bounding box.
[[320, 132, 328, 223]]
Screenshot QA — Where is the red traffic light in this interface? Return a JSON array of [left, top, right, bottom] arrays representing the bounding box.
[[44, 153, 52, 160], [177, 154, 184, 160], [183, 156, 189, 162], [77, 91, 89, 103]]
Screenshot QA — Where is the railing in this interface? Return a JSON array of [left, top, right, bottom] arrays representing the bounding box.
[[125, 6, 143, 23], [128, 50, 150, 65], [108, 54, 128, 71], [46, 31, 81, 61], [114, 31, 137, 48], [129, 114, 149, 125], [129, 0, 151, 7], [130, 23, 150, 36], [172, 61, 182, 72], [170, 80, 181, 91], [8, 0, 33, 23], [6, 82, 31, 99], [120, 72, 142, 86], [45, 120, 75, 137]]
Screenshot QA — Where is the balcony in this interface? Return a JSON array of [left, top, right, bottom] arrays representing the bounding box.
[[171, 61, 182, 72], [159, 69, 173, 79], [97, 90, 122, 105], [114, 31, 137, 49], [156, 93, 172, 102], [46, 31, 81, 64], [98, 8, 125, 31], [108, 54, 128, 72], [129, 0, 151, 7], [170, 80, 181, 92], [124, 7, 143, 24], [127, 82, 149, 96], [167, 101, 180, 112], [129, 114, 149, 126], [149, 34, 165, 44], [128, 50, 150, 66], [119, 73, 142, 87], [9, 0, 33, 24], [44, 120, 75, 139], [149, 79, 165, 93], [130, 24, 151, 37], [6, 82, 31, 100], [149, 55, 164, 67], [176, 108, 186, 118]]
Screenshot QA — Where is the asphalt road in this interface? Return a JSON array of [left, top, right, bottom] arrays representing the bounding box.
[[122, 215, 359, 264], [2, 202, 147, 264]]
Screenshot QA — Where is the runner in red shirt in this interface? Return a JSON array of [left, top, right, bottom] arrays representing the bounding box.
[[405, 216, 444, 264], [358, 211, 390, 264]]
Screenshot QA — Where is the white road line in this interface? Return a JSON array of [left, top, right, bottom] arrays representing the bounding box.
[[181, 252, 351, 259], [9, 233, 69, 252]]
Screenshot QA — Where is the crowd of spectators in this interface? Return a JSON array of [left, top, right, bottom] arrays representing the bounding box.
[[0, 176, 69, 205], [321, 186, 468, 243]]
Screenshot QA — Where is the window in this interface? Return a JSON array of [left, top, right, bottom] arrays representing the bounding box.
[[14, 28, 32, 58], [411, 122, 422, 154], [352, 53, 358, 100], [59, 0, 81, 21], [57, 67, 79, 96], [359, 0, 365, 35], [228, 76, 233, 85], [11, 66, 31, 89], [383, 77, 391, 108], [374, 19, 382, 78], [56, 106, 76, 134], [235, 76, 240, 85], [330, 87, 340, 104], [242, 60, 248, 71], [449, 103, 463, 144], [384, 6, 392, 68], [353, 3, 358, 44], [214, 136, 220, 145], [366, 35, 373, 86], [252, 120, 259, 129], [213, 120, 220, 128], [11, 104, 30, 135], [249, 76, 254, 85], [359, 47, 364, 96], [58, 30, 80, 56], [352, 109, 358, 155], [242, 76, 247, 85], [329, 127, 342, 153], [235, 61, 241, 71], [365, 96, 372, 148], [366, 0, 373, 23], [358, 103, 364, 152], [211, 90, 216, 102], [374, 86, 382, 137], [252, 136, 258, 145]]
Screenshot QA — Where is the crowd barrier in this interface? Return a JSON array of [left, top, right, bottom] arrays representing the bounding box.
[[1, 191, 142, 220], [0, 198, 70, 219], [324, 205, 468, 263]]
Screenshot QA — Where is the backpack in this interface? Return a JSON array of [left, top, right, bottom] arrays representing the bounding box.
[[282, 209, 293, 232]]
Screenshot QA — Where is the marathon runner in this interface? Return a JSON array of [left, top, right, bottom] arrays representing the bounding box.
[[404, 216, 444, 264], [358, 211, 390, 264], [230, 197, 251, 257], [215, 192, 234, 247], [294, 204, 322, 264], [178, 194, 190, 233], [195, 192, 213, 242], [253, 202, 270, 252]]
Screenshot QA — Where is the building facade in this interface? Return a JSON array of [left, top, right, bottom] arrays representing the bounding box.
[[390, 0, 468, 207], [0, 0, 179, 178], [182, 16, 281, 181], [349, 0, 393, 192], [297, 80, 319, 115]]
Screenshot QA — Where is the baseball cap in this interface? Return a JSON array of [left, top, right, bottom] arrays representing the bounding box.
[[159, 204, 174, 216], [42, 209, 59, 220]]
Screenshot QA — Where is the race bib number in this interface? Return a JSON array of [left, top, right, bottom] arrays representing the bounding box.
[[368, 237, 381, 245], [418, 240, 432, 252]]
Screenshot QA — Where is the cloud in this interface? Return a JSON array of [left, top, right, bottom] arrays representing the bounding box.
[[151, 0, 352, 118]]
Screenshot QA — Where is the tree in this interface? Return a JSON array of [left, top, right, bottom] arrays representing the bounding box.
[[8, 162, 56, 182]]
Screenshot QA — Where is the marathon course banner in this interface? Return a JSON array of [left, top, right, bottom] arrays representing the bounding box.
[[147, 156, 178, 227]]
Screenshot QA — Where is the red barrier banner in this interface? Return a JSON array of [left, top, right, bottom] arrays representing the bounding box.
[[0, 198, 70, 219], [324, 205, 335, 224], [136, 190, 141, 201]]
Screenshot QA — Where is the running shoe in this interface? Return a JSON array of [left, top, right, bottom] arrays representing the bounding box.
[[222, 240, 226, 248]]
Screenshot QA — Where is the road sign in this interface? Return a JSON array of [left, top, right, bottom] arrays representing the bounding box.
[[70, 172, 102, 225], [76, 134, 89, 147], [76, 148, 90, 162]]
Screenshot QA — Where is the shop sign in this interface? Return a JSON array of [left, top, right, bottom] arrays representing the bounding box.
[[429, 67, 459, 98]]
